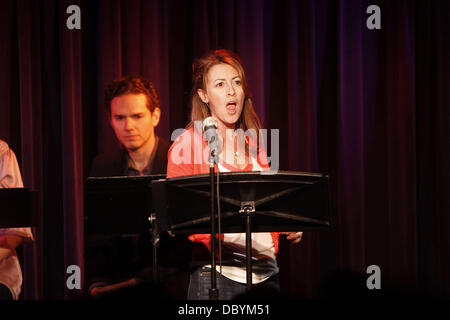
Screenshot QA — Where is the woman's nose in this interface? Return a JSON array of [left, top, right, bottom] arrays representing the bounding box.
[[227, 83, 235, 96]]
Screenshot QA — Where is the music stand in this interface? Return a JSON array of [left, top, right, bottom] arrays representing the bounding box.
[[0, 188, 38, 228], [152, 171, 331, 296], [84, 174, 165, 282]]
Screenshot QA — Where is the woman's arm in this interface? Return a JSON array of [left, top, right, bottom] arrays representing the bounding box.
[[0, 235, 23, 261]]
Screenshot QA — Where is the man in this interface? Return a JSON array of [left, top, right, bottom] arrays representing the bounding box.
[[0, 140, 34, 300], [90, 75, 168, 177], [86, 75, 190, 299]]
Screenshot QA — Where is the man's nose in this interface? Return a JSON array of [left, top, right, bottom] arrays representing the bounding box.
[[124, 118, 134, 130]]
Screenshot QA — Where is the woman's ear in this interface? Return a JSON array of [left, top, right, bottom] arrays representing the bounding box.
[[197, 89, 209, 104]]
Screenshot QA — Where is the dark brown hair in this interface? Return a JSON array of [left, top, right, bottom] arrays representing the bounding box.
[[104, 75, 160, 116]]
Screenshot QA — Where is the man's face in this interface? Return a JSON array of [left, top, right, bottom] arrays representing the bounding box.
[[110, 93, 160, 152]]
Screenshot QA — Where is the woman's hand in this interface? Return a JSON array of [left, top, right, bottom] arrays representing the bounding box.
[[282, 232, 303, 244]]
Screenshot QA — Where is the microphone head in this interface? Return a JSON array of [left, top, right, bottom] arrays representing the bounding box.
[[202, 117, 218, 131], [202, 116, 220, 152]]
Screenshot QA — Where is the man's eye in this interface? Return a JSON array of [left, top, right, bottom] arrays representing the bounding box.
[[115, 116, 124, 120]]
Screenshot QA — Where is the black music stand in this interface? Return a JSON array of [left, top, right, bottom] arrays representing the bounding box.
[[0, 188, 38, 228], [84, 175, 165, 282], [152, 171, 331, 297]]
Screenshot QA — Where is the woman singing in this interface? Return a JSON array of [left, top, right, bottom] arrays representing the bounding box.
[[167, 49, 302, 299]]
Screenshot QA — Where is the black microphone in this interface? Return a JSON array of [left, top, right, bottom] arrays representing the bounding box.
[[202, 117, 218, 165]]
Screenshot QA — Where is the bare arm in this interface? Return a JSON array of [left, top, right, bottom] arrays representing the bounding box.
[[90, 278, 138, 298], [0, 235, 23, 261]]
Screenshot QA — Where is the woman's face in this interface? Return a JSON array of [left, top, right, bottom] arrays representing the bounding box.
[[197, 63, 245, 130]]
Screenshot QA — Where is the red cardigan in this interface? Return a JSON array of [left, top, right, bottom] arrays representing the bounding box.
[[167, 127, 280, 254]]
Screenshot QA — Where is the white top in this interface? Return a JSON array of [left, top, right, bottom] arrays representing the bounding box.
[[0, 140, 34, 299], [204, 160, 278, 284]]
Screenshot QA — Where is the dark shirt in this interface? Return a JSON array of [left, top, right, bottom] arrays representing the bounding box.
[[85, 137, 191, 299], [125, 137, 159, 176], [90, 136, 169, 177]]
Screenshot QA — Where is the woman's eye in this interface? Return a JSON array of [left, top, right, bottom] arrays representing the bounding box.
[[216, 82, 224, 87], [235, 80, 241, 85]]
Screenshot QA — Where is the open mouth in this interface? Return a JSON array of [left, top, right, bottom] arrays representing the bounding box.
[[226, 102, 237, 114]]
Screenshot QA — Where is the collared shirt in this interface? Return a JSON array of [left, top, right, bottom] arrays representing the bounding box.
[[0, 140, 34, 300], [124, 137, 159, 176]]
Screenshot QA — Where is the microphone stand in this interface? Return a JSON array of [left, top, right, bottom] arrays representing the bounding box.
[[203, 118, 220, 300], [148, 213, 159, 283], [208, 149, 219, 300]]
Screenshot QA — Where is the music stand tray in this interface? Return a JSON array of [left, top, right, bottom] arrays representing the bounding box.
[[84, 175, 164, 235], [84, 174, 165, 283], [153, 171, 331, 234], [152, 170, 331, 294]]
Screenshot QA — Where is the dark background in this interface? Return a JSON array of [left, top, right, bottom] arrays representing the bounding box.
[[0, 0, 448, 299]]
